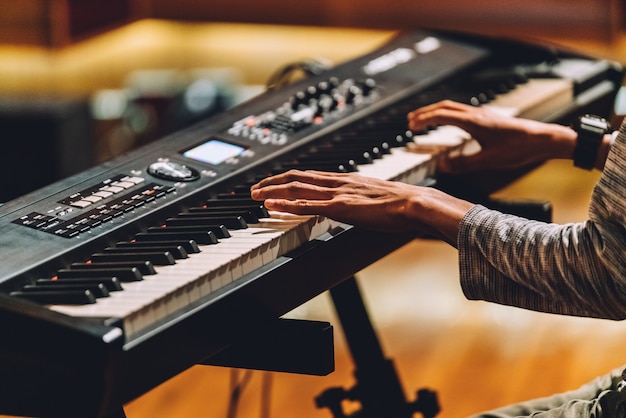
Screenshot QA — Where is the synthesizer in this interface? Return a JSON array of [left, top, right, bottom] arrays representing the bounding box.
[[0, 30, 622, 417]]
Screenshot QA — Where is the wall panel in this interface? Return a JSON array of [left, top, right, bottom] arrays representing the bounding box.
[[0, 0, 622, 47]]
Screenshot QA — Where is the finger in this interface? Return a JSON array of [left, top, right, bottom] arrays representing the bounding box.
[[250, 169, 308, 191], [262, 197, 332, 215], [253, 171, 362, 198], [408, 109, 473, 133], [250, 171, 339, 202], [407, 100, 470, 119], [407, 103, 482, 133], [253, 169, 351, 189], [252, 183, 320, 201]]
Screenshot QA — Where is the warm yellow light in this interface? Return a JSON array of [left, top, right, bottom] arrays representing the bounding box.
[[0, 20, 393, 96]]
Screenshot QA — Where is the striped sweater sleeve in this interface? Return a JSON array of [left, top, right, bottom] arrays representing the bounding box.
[[457, 122, 626, 320]]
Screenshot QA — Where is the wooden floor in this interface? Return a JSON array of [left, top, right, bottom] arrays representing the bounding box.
[[118, 161, 626, 417]]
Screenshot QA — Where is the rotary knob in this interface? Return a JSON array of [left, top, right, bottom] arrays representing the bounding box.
[[147, 161, 200, 182]]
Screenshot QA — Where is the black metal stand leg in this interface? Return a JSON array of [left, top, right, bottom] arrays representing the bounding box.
[[315, 276, 439, 418], [104, 407, 126, 418]]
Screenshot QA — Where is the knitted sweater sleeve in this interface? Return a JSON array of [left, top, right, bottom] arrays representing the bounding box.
[[457, 123, 626, 319]]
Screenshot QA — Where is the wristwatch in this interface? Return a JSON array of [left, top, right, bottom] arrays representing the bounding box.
[[573, 114, 611, 170]]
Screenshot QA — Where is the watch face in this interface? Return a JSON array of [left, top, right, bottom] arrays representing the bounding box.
[[580, 114, 610, 132]]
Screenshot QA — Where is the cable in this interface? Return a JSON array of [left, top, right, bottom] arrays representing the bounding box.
[[266, 58, 332, 90], [227, 369, 254, 418]]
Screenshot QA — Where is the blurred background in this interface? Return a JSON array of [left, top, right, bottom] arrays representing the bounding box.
[[1, 1, 626, 417], [1, 0, 625, 202]]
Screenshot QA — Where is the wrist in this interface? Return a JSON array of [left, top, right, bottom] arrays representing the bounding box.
[[594, 133, 615, 170], [407, 187, 473, 247], [543, 124, 578, 161]]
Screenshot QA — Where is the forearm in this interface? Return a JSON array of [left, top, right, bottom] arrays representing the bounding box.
[[405, 187, 473, 247], [459, 206, 626, 319]]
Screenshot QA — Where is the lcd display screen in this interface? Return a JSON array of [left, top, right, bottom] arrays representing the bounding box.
[[182, 139, 246, 165]]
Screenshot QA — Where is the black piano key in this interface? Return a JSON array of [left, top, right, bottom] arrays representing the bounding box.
[[69, 262, 155, 276], [397, 131, 417, 145], [90, 252, 177, 266], [183, 209, 259, 224], [135, 231, 219, 245], [340, 129, 413, 148], [309, 143, 384, 159], [199, 204, 270, 219], [10, 290, 97, 305], [216, 192, 253, 199], [177, 213, 248, 229], [23, 284, 110, 298], [232, 183, 256, 193], [278, 161, 354, 173], [342, 136, 393, 154], [291, 157, 359, 170], [314, 148, 373, 161], [148, 222, 230, 239], [60, 267, 145, 282], [296, 153, 367, 166], [116, 240, 201, 254], [36, 278, 124, 292], [203, 198, 259, 206], [104, 245, 189, 259]]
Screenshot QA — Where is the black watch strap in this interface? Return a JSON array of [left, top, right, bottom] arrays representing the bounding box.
[[573, 114, 611, 170]]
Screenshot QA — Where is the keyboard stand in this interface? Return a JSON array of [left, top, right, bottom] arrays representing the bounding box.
[[105, 409, 127, 418], [201, 318, 335, 376], [316, 276, 440, 418]]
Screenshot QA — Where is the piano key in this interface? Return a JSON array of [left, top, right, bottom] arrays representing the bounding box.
[[176, 213, 248, 229], [11, 290, 97, 305], [277, 161, 355, 173], [104, 245, 189, 260], [232, 183, 258, 193], [290, 157, 360, 171], [203, 198, 264, 207], [89, 252, 177, 266], [151, 224, 231, 239], [36, 278, 124, 292], [115, 240, 201, 254], [68, 262, 156, 276], [182, 209, 261, 224], [216, 192, 255, 199], [312, 141, 386, 156], [135, 231, 219, 245], [23, 283, 110, 298], [58, 267, 145, 282], [191, 205, 270, 219], [302, 149, 377, 164]]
